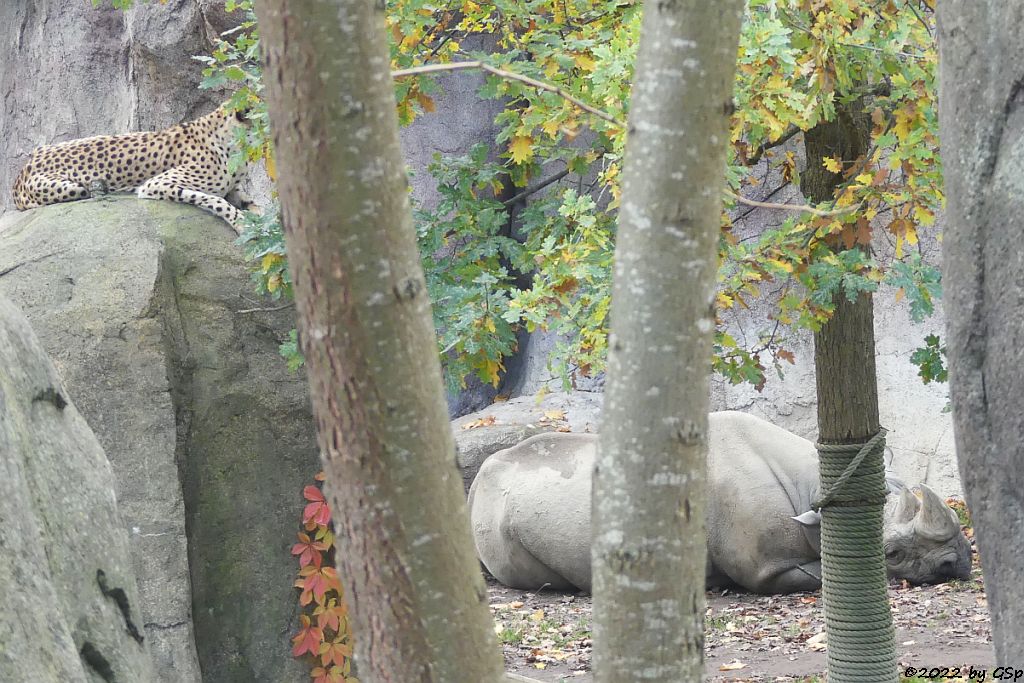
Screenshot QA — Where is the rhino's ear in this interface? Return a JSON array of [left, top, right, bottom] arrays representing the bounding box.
[[792, 510, 821, 527], [915, 484, 961, 540], [893, 487, 920, 524]]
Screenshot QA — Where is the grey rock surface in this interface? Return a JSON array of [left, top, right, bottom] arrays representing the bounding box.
[[938, 0, 1024, 663], [0, 295, 156, 682], [453, 391, 603, 433], [0, 197, 317, 683], [455, 423, 547, 494], [452, 392, 602, 492]]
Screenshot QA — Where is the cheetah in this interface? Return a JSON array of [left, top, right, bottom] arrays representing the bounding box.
[[12, 103, 251, 234]]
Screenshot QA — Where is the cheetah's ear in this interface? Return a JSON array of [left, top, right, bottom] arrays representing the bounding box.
[[234, 108, 249, 123]]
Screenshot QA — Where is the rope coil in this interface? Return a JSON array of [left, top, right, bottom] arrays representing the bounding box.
[[814, 428, 897, 683], [812, 428, 888, 509]]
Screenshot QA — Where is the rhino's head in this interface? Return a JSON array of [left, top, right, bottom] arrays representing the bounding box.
[[883, 484, 972, 584]]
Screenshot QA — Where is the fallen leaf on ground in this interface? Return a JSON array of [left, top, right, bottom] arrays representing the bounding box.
[[462, 415, 496, 430]]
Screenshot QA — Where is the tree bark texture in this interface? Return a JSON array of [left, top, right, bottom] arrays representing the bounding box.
[[253, 3, 504, 681], [938, 0, 1024, 663], [804, 108, 896, 681], [803, 106, 878, 440], [590, 3, 743, 681]]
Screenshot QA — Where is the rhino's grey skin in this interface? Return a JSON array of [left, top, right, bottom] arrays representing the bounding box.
[[468, 411, 972, 594]]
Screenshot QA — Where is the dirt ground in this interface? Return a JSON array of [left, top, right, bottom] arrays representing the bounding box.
[[491, 563, 991, 682]]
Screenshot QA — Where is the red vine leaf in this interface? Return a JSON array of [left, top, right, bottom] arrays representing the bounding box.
[[303, 486, 332, 526], [292, 614, 324, 657], [319, 636, 354, 667], [292, 532, 328, 568]]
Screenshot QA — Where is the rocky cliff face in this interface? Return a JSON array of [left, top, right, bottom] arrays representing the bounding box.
[[0, 198, 317, 683], [0, 295, 156, 682]]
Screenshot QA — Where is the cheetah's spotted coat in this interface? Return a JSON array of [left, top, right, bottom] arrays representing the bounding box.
[[12, 104, 248, 234]]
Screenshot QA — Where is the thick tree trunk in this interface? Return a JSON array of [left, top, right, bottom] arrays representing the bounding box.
[[253, 2, 504, 681], [803, 109, 896, 682], [590, 3, 743, 681], [938, 0, 1024, 663]]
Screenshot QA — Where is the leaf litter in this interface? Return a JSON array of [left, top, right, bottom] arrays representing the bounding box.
[[489, 538, 991, 682]]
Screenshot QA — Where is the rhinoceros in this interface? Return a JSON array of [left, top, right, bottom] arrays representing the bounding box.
[[467, 411, 972, 594]]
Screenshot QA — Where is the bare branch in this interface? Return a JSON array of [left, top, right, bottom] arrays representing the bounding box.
[[502, 167, 571, 206], [744, 125, 802, 166], [235, 302, 295, 314], [391, 61, 626, 128], [725, 189, 862, 217]]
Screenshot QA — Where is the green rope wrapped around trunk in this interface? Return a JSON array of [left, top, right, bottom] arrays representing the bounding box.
[[814, 430, 897, 682]]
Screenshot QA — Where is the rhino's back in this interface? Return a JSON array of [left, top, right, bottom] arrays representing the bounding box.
[[468, 432, 595, 591], [707, 411, 820, 507]]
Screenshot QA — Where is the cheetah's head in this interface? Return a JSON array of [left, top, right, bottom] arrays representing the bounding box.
[[209, 100, 252, 147]]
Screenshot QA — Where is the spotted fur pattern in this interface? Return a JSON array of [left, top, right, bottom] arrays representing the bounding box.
[[12, 104, 248, 234]]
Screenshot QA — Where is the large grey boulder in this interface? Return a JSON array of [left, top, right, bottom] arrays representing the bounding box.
[[452, 391, 602, 493], [469, 411, 971, 594], [0, 197, 316, 682], [0, 296, 155, 681]]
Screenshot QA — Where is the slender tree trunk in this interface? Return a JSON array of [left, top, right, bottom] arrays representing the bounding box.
[[938, 0, 1024, 663], [590, 3, 743, 681], [253, 3, 504, 681], [803, 108, 896, 682]]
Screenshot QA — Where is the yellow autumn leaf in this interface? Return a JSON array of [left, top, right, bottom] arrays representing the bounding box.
[[399, 29, 422, 51], [905, 223, 919, 245], [914, 205, 935, 226], [893, 109, 914, 141], [574, 53, 597, 71], [267, 273, 282, 293], [262, 252, 283, 273], [835, 187, 857, 208], [509, 135, 534, 164], [542, 118, 561, 138], [482, 358, 503, 387], [264, 144, 277, 182], [416, 91, 436, 113], [529, 609, 545, 622], [484, 317, 496, 333], [822, 156, 842, 173], [855, 172, 873, 185]]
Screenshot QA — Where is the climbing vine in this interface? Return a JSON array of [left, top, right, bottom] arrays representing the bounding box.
[[291, 473, 358, 683]]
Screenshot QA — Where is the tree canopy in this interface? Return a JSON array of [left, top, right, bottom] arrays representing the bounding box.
[[125, 0, 943, 394]]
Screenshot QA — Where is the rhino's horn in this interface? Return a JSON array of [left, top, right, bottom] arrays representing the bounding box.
[[892, 486, 920, 524], [914, 484, 961, 540]]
